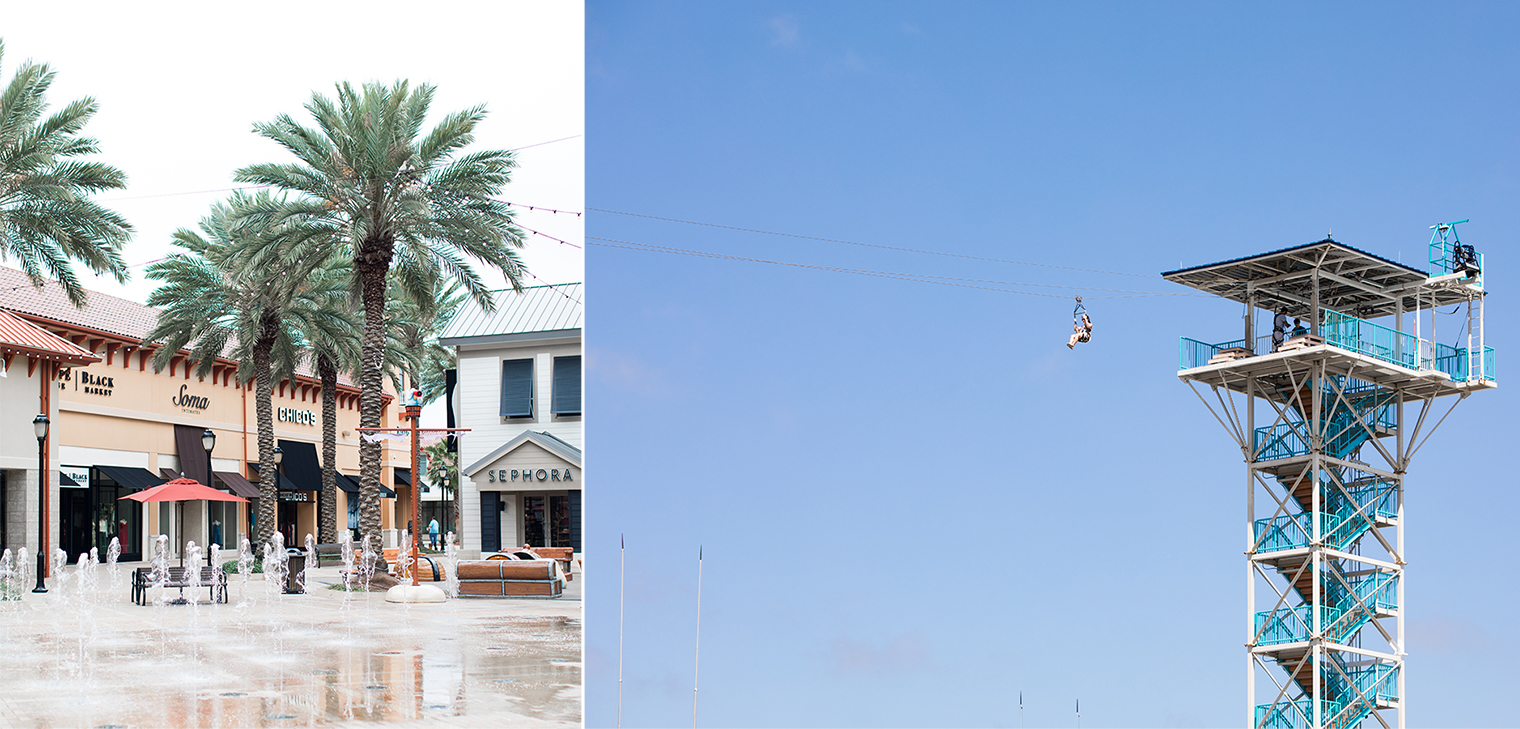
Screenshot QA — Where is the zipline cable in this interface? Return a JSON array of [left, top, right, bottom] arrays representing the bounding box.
[[588, 235, 1202, 300], [587, 207, 1161, 280]]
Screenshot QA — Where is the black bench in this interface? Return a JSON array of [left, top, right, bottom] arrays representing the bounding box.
[[314, 543, 345, 568], [132, 566, 228, 605]]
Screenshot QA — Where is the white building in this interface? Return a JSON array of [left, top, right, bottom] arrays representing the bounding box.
[[441, 283, 581, 559]]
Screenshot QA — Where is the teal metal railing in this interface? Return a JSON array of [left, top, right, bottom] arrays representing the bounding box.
[[1178, 336, 1246, 370], [1180, 310, 1496, 383], [1253, 408, 1393, 461], [1254, 570, 1398, 646], [1256, 699, 1342, 729], [1254, 665, 1397, 729], [1433, 342, 1497, 383], [1255, 604, 1319, 645], [1254, 511, 1332, 553]]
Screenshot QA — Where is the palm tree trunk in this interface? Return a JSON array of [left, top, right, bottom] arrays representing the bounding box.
[[357, 252, 391, 546], [318, 353, 338, 544], [253, 315, 280, 548]]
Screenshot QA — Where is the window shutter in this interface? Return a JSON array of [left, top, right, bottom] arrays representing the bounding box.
[[552, 355, 582, 415], [499, 358, 534, 418]]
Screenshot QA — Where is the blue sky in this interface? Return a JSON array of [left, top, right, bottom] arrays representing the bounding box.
[[586, 4, 1519, 726]]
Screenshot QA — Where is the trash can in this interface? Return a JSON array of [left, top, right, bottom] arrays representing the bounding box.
[[285, 551, 306, 594]]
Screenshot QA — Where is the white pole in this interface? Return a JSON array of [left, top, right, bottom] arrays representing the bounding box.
[[693, 545, 703, 729], [618, 533, 625, 729]]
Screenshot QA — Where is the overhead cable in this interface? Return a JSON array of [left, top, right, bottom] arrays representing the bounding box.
[[588, 235, 1197, 300], [588, 207, 1161, 279]]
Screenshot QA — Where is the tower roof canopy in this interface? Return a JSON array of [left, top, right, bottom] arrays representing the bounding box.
[[1163, 238, 1475, 319]]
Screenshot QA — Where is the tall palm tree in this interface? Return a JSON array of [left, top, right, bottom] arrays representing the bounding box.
[[0, 39, 132, 305], [235, 81, 528, 544], [291, 271, 360, 546], [142, 191, 343, 546]]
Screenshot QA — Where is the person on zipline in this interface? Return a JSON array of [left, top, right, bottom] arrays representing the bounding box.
[[1067, 306, 1093, 349]]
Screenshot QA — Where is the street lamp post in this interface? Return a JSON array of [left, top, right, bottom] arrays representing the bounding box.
[[32, 414, 48, 593], [272, 446, 283, 545], [202, 429, 216, 547]]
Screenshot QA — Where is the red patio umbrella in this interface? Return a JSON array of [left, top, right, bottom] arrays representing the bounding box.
[[121, 478, 248, 566]]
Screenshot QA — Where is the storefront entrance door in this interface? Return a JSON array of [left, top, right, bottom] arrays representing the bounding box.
[[61, 489, 92, 563], [278, 501, 298, 547]]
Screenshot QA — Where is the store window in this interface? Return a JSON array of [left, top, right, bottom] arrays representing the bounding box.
[[499, 358, 534, 419], [551, 355, 581, 416]]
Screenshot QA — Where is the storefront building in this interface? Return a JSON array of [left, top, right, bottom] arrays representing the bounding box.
[[441, 283, 582, 559], [0, 266, 408, 566]]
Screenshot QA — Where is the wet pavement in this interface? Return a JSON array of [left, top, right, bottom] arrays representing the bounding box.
[[0, 564, 581, 727]]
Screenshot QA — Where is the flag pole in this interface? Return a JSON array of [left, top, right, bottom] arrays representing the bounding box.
[[618, 533, 625, 729], [693, 545, 703, 729]]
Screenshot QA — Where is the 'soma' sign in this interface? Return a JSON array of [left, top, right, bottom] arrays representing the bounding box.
[[172, 384, 210, 410]]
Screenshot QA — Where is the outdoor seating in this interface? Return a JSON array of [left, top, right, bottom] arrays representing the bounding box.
[[456, 560, 563, 598], [131, 566, 228, 606], [313, 543, 345, 567]]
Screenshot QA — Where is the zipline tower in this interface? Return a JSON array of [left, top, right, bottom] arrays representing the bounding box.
[[1163, 224, 1495, 729]]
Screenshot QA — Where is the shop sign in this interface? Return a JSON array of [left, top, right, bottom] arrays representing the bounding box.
[[172, 384, 210, 412], [485, 467, 576, 483], [62, 368, 116, 397], [278, 407, 315, 425], [278, 491, 310, 502], [61, 465, 90, 489]]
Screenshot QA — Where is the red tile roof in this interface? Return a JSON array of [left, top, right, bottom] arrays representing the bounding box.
[[0, 266, 360, 389], [0, 309, 100, 365], [0, 266, 161, 341]]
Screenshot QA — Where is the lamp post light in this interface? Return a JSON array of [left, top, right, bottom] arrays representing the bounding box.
[[32, 414, 48, 594], [272, 446, 283, 544], [202, 429, 215, 548]]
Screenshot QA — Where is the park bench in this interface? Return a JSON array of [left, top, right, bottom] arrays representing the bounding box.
[[456, 560, 563, 598], [131, 566, 228, 606], [313, 543, 345, 568]]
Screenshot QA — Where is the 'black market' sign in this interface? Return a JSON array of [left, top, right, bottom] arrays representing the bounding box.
[[69, 370, 115, 397]]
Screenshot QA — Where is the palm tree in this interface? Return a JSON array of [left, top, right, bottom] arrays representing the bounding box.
[[0, 39, 132, 305], [235, 81, 528, 544], [142, 191, 344, 546], [291, 274, 360, 546]]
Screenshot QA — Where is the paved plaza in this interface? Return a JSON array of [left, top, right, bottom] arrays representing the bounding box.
[[0, 562, 581, 728]]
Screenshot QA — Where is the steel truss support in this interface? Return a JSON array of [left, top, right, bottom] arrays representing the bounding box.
[[1179, 348, 1478, 729]]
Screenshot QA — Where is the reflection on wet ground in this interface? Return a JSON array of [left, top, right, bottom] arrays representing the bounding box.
[[0, 565, 581, 727]]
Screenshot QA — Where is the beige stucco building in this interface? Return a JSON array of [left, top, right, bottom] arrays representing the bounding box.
[[0, 267, 413, 568]]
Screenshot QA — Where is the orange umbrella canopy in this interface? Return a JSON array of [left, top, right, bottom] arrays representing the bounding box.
[[119, 477, 249, 504]]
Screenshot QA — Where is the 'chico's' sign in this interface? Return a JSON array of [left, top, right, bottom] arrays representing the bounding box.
[[486, 467, 575, 483], [278, 407, 315, 425]]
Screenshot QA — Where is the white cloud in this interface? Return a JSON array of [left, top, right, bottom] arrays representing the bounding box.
[[767, 15, 801, 46]]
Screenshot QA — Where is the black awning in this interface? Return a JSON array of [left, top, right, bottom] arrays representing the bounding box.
[[213, 471, 260, 499], [247, 463, 303, 492], [393, 468, 411, 487], [276, 439, 322, 492], [95, 466, 164, 492], [174, 424, 211, 487], [327, 472, 396, 498], [59, 472, 80, 488]]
